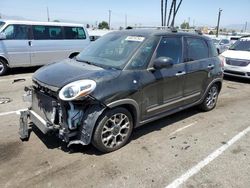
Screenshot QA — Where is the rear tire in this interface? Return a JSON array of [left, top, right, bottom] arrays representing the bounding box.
[[199, 84, 219, 111], [92, 107, 133, 153], [0, 59, 9, 76]]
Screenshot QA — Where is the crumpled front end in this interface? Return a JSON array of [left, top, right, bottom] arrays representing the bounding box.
[[19, 80, 106, 147]]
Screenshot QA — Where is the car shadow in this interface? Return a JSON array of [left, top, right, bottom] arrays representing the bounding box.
[[30, 106, 200, 155], [223, 75, 250, 84]]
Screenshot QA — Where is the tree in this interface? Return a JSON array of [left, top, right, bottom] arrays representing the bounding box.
[[98, 21, 109, 29], [180, 21, 189, 29]]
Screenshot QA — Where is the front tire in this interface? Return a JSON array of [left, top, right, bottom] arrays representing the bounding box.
[[92, 107, 133, 153], [199, 84, 219, 111], [0, 59, 9, 76]]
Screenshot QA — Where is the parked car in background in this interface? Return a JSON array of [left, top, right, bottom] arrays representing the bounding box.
[[221, 36, 250, 79], [0, 20, 90, 76], [19, 29, 223, 153], [229, 36, 240, 45], [212, 38, 231, 54]]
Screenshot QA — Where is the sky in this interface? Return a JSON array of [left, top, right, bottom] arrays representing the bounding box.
[[0, 0, 250, 30]]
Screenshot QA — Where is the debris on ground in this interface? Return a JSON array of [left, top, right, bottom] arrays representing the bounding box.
[[0, 97, 12, 104], [12, 78, 26, 84]]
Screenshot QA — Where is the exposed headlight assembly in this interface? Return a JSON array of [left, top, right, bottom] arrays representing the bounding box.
[[59, 80, 96, 101]]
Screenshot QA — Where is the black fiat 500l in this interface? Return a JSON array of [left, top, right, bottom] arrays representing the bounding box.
[[20, 29, 223, 152]]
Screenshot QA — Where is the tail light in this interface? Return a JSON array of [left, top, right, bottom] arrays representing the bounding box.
[[219, 55, 226, 68]]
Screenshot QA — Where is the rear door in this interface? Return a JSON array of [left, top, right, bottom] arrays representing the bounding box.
[[183, 37, 212, 105], [1, 24, 31, 67]]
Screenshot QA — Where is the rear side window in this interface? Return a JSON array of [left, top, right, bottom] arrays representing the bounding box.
[[155, 37, 182, 64], [208, 40, 218, 57], [64, 27, 86, 39], [3, 24, 30, 40], [185, 38, 209, 61], [33, 25, 63, 40]]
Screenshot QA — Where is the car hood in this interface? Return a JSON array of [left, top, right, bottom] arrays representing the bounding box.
[[33, 59, 121, 89], [222, 50, 250, 60]]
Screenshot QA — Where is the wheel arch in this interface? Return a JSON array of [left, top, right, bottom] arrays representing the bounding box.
[[0, 55, 9, 66], [106, 99, 140, 128]]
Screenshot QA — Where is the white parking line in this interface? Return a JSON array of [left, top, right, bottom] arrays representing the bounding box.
[[0, 109, 27, 116], [169, 122, 197, 136], [165, 125, 250, 188]]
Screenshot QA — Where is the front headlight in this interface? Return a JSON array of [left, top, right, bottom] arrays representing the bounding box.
[[59, 80, 96, 101]]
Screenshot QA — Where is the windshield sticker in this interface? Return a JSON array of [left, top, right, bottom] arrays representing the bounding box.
[[125, 36, 145, 42]]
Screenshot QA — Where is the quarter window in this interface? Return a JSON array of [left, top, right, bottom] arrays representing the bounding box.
[[3, 24, 30, 40], [185, 38, 209, 61], [155, 37, 182, 64], [64, 27, 86, 39]]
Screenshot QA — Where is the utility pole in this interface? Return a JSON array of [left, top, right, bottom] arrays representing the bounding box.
[[108, 10, 111, 30], [245, 22, 248, 32], [47, 6, 50, 22], [216, 8, 222, 37]]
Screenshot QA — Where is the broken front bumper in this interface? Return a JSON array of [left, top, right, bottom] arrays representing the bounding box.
[[19, 86, 105, 147]]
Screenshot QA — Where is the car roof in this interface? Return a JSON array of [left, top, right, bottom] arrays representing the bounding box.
[[111, 29, 211, 40], [0, 19, 84, 27]]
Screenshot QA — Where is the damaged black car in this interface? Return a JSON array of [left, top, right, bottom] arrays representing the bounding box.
[[19, 29, 223, 152]]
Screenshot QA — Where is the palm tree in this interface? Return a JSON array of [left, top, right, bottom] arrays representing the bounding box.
[[161, 0, 164, 26]]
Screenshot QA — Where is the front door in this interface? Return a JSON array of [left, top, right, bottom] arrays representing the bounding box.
[[142, 36, 185, 119], [1, 24, 31, 67]]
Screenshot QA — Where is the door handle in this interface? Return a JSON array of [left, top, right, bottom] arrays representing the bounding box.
[[175, 71, 186, 76], [207, 64, 215, 69], [28, 41, 32, 46]]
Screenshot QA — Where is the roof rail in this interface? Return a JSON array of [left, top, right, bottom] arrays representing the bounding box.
[[127, 26, 177, 32], [126, 26, 202, 35]]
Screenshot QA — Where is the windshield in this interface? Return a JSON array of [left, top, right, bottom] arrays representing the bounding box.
[[229, 39, 250, 51], [76, 32, 146, 69], [212, 39, 220, 44], [0, 21, 5, 30]]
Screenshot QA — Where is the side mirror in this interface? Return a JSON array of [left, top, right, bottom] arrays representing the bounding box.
[[0, 33, 6, 40], [153, 57, 174, 70]]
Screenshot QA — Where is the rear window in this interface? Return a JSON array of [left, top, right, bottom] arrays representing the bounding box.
[[33, 25, 63, 40], [64, 27, 86, 39]]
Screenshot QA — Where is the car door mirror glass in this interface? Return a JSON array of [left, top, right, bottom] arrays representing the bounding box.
[[0, 32, 6, 40], [153, 57, 174, 69]]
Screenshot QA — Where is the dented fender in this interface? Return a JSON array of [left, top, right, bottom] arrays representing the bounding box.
[[69, 104, 106, 146]]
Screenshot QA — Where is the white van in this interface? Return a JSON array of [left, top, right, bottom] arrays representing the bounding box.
[[0, 20, 90, 76]]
